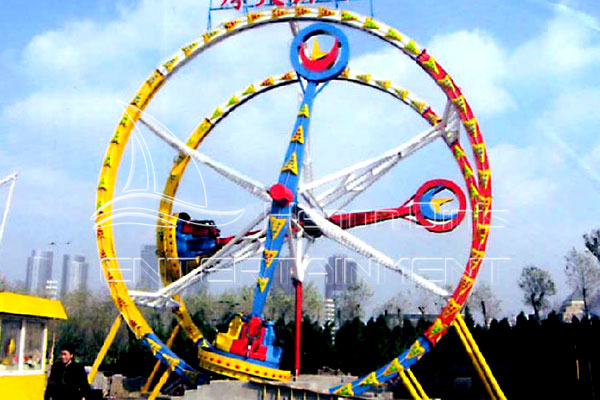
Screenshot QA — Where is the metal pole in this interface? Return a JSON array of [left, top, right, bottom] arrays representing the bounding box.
[[0, 174, 17, 253], [148, 367, 171, 400], [88, 315, 123, 384], [294, 279, 302, 377], [142, 324, 181, 394]]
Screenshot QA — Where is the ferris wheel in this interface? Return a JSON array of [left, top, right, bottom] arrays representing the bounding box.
[[92, 4, 503, 398]]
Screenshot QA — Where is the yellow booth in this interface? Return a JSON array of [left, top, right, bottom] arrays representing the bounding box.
[[0, 292, 67, 400]]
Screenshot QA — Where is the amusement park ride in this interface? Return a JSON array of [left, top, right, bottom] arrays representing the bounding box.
[[91, 1, 506, 399]]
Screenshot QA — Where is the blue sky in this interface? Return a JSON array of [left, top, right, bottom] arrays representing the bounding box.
[[0, 0, 599, 317]]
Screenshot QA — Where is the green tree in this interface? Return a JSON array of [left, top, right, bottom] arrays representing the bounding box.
[[517, 265, 556, 320]]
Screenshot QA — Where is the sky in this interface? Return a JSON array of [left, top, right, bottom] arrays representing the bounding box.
[[0, 0, 599, 318]]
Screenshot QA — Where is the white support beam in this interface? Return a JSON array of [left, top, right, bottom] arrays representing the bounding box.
[[301, 205, 449, 297], [139, 116, 270, 202]]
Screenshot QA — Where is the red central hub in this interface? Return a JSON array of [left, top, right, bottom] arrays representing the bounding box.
[[269, 183, 294, 206]]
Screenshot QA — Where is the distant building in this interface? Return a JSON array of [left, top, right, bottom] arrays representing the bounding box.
[[138, 245, 160, 291], [46, 280, 59, 300], [560, 291, 586, 322], [25, 250, 53, 295], [325, 254, 357, 299], [323, 297, 336, 324], [60, 254, 88, 297], [271, 259, 295, 296], [324, 255, 358, 328]]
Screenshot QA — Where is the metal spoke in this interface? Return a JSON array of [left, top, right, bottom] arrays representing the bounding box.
[[299, 99, 461, 210], [285, 224, 314, 283], [301, 205, 449, 297], [157, 209, 269, 299], [301, 123, 445, 209], [139, 115, 270, 202]]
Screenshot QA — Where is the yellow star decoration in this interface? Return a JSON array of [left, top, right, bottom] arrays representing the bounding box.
[[423, 57, 439, 74], [227, 95, 240, 107], [394, 88, 409, 101], [407, 340, 425, 360], [385, 28, 403, 42], [298, 104, 310, 118], [454, 145, 466, 160], [464, 118, 478, 134], [146, 338, 162, 355], [437, 75, 455, 91], [281, 152, 299, 175], [411, 99, 427, 113], [375, 80, 391, 90], [269, 216, 287, 240], [383, 358, 403, 376], [224, 20, 240, 32], [404, 40, 421, 56], [317, 7, 336, 17], [458, 275, 475, 297], [452, 96, 468, 114], [479, 169, 491, 189], [291, 126, 304, 144], [442, 298, 461, 319], [341, 10, 359, 22], [463, 163, 474, 179], [211, 106, 223, 120], [242, 84, 256, 96], [356, 74, 371, 83], [359, 372, 380, 387], [474, 143, 486, 163], [333, 383, 355, 396], [257, 276, 269, 293], [202, 30, 219, 44], [311, 39, 328, 60], [430, 318, 446, 336], [431, 197, 452, 212], [363, 18, 380, 30], [472, 248, 485, 260], [280, 71, 295, 81], [261, 77, 275, 87], [182, 42, 199, 57], [263, 249, 279, 268]]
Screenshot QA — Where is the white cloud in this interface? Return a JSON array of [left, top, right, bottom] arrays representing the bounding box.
[[509, 3, 600, 80], [488, 143, 560, 209], [21, 0, 209, 90], [428, 30, 515, 115]]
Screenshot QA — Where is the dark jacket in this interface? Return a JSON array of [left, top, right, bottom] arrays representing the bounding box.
[[44, 360, 91, 400]]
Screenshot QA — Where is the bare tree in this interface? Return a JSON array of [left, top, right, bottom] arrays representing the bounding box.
[[467, 282, 502, 326], [584, 229, 600, 262], [517, 265, 556, 319], [375, 292, 413, 318], [335, 280, 373, 323], [565, 248, 600, 318]]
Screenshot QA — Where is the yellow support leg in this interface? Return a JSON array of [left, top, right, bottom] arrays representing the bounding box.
[[407, 368, 430, 400], [455, 314, 507, 400], [453, 319, 496, 400], [148, 367, 171, 400], [88, 315, 123, 384], [142, 325, 181, 394], [399, 367, 422, 400]]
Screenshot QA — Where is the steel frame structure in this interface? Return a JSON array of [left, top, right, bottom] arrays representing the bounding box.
[[207, 0, 374, 29], [94, 5, 496, 395]]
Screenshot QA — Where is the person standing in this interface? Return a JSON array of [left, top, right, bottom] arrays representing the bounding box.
[[44, 343, 91, 400]]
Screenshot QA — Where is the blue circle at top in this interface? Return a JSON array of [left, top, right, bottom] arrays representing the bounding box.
[[290, 23, 349, 82]]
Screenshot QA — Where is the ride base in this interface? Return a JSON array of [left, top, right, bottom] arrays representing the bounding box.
[[199, 314, 290, 382]]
